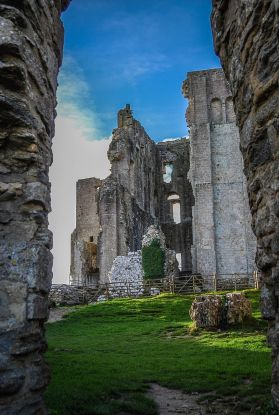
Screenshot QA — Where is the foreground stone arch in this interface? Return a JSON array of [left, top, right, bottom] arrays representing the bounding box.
[[211, 0, 279, 406], [0, 1, 70, 413]]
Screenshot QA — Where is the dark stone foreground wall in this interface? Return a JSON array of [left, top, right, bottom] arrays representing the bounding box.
[[211, 0, 279, 405], [0, 1, 70, 413]]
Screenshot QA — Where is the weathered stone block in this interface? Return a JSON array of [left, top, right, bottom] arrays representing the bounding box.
[[226, 292, 252, 324], [190, 293, 252, 328], [190, 295, 223, 328]]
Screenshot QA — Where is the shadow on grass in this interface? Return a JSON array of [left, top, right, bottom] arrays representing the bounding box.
[[45, 291, 271, 415]]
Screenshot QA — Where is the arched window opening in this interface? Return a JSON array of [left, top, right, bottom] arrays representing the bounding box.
[[225, 97, 235, 123], [176, 253, 182, 270], [167, 193, 180, 201], [163, 163, 173, 183], [211, 98, 222, 123]]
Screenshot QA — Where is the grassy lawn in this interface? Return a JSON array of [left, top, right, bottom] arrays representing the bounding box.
[[45, 290, 271, 415]]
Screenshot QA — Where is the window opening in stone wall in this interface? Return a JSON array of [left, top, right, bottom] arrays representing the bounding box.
[[163, 163, 173, 183], [167, 194, 181, 224], [211, 97, 222, 123], [172, 201, 181, 224], [89, 236, 94, 242], [225, 97, 235, 123], [176, 253, 182, 270]]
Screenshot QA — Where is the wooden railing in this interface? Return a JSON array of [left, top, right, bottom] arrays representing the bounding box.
[[67, 272, 259, 303]]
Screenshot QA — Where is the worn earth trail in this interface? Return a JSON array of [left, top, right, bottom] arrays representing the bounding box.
[[147, 383, 251, 415]]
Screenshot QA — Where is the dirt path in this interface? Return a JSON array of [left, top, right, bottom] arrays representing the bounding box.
[[147, 384, 207, 415], [147, 383, 251, 415], [48, 307, 76, 323]]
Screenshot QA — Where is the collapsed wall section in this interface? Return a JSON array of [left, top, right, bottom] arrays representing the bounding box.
[[184, 69, 256, 277]]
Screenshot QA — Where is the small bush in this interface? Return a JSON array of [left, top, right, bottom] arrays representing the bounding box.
[[142, 239, 165, 279]]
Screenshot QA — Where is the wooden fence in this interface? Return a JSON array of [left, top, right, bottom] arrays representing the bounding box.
[[67, 272, 260, 303]]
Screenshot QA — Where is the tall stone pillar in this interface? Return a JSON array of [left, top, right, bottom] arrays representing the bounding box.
[[211, 0, 279, 405], [0, 1, 70, 413]]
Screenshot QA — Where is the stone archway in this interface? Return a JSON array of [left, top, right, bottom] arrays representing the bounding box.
[[0, 1, 70, 413]]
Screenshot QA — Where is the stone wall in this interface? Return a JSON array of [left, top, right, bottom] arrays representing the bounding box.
[[157, 139, 194, 273], [183, 69, 256, 278], [0, 0, 70, 413], [211, 0, 279, 405], [71, 106, 194, 284]]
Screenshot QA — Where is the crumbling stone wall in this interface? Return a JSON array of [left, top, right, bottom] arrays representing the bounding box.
[[71, 177, 102, 285], [0, 0, 70, 412], [183, 69, 256, 278], [98, 106, 162, 281], [71, 106, 194, 284], [157, 139, 194, 274], [211, 0, 279, 404]]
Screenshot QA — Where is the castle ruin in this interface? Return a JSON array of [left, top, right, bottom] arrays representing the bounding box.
[[1, 1, 278, 411], [70, 68, 256, 287]]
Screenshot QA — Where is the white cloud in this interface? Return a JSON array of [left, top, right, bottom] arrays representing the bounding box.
[[57, 55, 104, 140], [49, 58, 111, 283]]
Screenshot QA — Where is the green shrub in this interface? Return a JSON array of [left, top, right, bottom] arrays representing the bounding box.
[[142, 239, 165, 279]]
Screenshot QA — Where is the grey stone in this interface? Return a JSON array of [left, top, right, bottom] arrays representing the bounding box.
[[0, 1, 68, 411], [71, 96, 255, 286], [211, 0, 279, 405]]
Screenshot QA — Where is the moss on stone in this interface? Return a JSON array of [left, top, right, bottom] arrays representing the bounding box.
[[142, 239, 165, 279]]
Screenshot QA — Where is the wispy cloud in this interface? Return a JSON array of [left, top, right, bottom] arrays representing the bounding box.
[[50, 57, 112, 282], [120, 53, 170, 84], [57, 55, 105, 140]]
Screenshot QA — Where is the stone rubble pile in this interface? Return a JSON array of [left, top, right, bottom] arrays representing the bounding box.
[[49, 285, 84, 306], [108, 251, 144, 297], [142, 225, 166, 249], [106, 225, 179, 298], [190, 292, 252, 328], [49, 285, 101, 307]]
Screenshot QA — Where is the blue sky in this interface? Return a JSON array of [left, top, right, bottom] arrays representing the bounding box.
[[60, 0, 220, 141], [51, 1, 220, 282]]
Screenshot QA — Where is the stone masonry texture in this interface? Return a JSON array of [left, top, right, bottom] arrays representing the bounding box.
[[71, 105, 194, 284], [0, 1, 70, 413], [211, 0, 279, 405], [183, 69, 256, 278], [71, 84, 256, 289]]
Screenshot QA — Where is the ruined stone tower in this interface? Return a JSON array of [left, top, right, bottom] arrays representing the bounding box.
[[71, 69, 256, 285], [71, 107, 193, 284], [184, 69, 256, 277]]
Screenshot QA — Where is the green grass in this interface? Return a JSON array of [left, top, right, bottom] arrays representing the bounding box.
[[45, 290, 271, 415]]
